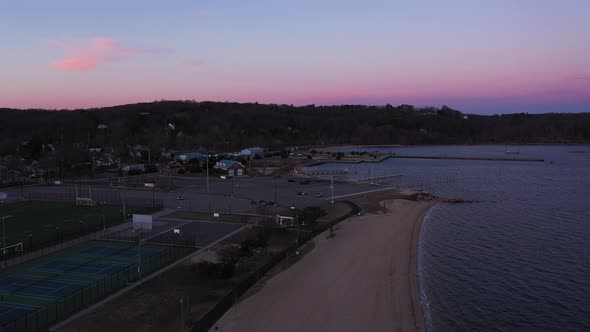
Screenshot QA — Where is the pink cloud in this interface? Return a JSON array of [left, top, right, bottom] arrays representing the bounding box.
[[50, 37, 172, 71]]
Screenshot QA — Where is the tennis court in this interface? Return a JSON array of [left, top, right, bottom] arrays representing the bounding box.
[[0, 215, 244, 331], [103, 218, 244, 248], [0, 275, 89, 301], [0, 303, 38, 327], [0, 240, 194, 332]]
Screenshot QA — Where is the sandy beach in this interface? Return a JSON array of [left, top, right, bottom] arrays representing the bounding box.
[[210, 198, 436, 332]]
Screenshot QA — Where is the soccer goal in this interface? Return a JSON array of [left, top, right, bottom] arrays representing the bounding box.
[[76, 197, 96, 206], [276, 214, 295, 227], [1, 242, 23, 255], [75, 184, 96, 206]]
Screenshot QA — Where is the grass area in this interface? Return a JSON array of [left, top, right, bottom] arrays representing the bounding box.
[[0, 201, 159, 252]]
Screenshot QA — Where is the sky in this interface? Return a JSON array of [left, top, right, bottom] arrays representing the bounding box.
[[1, 0, 589, 114]]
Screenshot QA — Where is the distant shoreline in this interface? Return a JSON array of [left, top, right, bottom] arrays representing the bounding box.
[[317, 142, 590, 150]]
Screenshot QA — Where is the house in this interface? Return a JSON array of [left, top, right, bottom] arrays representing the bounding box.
[[214, 159, 246, 176], [121, 164, 145, 172], [177, 151, 207, 163], [240, 147, 265, 156]]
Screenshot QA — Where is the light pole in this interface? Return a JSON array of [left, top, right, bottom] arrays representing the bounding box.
[[331, 175, 334, 204], [24, 230, 32, 251], [137, 230, 142, 281], [274, 176, 277, 206], [101, 201, 106, 230], [290, 205, 299, 255], [206, 153, 210, 194], [179, 297, 184, 332], [1, 215, 13, 268]]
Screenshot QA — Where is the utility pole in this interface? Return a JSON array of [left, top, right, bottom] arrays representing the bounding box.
[[274, 176, 277, 205]]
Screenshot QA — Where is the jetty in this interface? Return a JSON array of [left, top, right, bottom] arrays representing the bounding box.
[[307, 154, 544, 167], [357, 174, 402, 182], [391, 155, 544, 162]]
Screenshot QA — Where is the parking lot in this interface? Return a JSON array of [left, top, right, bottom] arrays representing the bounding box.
[[1, 175, 387, 214]]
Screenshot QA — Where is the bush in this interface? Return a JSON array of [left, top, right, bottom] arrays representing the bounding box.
[[144, 164, 158, 173], [127, 169, 142, 176], [298, 206, 327, 226], [217, 246, 242, 278], [186, 163, 202, 173], [196, 261, 222, 278]]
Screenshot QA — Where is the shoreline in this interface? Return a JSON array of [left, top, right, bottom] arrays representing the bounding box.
[[210, 196, 438, 332], [409, 200, 436, 332]]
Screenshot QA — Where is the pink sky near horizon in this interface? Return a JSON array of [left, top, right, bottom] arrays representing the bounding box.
[[1, 1, 588, 113]]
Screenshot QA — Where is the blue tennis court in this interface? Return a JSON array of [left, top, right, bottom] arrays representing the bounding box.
[[0, 302, 39, 325], [73, 243, 163, 261], [31, 258, 128, 277], [0, 274, 89, 300]]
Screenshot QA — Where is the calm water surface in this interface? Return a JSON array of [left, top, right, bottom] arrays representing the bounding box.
[[310, 145, 590, 331]]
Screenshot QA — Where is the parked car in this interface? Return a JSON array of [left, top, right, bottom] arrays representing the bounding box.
[[250, 200, 257, 205], [296, 191, 308, 196], [300, 180, 311, 185], [316, 193, 324, 198], [288, 179, 296, 183]]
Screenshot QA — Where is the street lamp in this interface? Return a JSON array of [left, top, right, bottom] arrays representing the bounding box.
[[330, 175, 335, 204], [1, 215, 13, 268], [100, 201, 107, 230], [274, 176, 278, 206], [290, 205, 300, 255], [23, 229, 33, 252], [180, 297, 185, 332]]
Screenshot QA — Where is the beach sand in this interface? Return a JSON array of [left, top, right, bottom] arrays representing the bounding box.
[[210, 198, 436, 332]]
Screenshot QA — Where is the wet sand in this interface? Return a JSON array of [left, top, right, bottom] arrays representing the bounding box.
[[210, 198, 436, 332]]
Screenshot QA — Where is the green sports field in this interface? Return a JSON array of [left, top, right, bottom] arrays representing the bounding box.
[[0, 201, 158, 253]]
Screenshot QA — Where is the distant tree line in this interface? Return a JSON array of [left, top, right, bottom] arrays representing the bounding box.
[[1, 101, 589, 168]]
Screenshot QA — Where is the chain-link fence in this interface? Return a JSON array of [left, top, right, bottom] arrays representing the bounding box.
[[0, 241, 194, 332], [189, 201, 361, 332]]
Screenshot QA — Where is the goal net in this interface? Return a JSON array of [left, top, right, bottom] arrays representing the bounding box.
[[276, 215, 295, 227]]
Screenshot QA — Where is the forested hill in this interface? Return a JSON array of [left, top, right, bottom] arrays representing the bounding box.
[[1, 101, 589, 157]]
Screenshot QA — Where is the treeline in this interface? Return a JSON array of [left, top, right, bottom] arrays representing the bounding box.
[[1, 101, 589, 162]]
